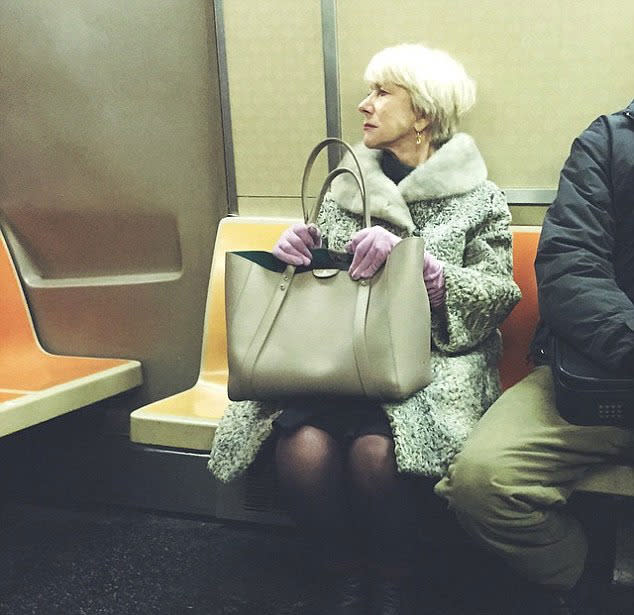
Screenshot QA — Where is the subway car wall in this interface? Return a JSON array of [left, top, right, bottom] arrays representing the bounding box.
[[1, 0, 633, 515], [0, 1, 228, 509]]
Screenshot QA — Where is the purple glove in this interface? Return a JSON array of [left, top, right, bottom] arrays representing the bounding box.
[[344, 226, 401, 280], [424, 251, 445, 308], [272, 223, 322, 266]]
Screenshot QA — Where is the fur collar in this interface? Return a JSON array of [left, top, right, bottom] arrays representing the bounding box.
[[330, 133, 487, 231]]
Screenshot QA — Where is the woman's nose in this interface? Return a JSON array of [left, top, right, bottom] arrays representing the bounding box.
[[358, 95, 372, 114]]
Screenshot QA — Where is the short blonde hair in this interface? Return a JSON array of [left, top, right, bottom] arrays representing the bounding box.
[[364, 43, 476, 147]]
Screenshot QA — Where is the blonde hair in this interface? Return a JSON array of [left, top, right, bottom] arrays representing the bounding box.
[[364, 43, 476, 147]]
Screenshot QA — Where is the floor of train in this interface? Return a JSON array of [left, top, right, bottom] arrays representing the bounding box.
[[0, 500, 632, 615]]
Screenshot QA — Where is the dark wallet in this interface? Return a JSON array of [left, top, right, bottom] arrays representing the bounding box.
[[551, 336, 634, 427]]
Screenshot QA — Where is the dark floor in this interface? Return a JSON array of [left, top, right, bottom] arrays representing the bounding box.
[[0, 500, 633, 615]]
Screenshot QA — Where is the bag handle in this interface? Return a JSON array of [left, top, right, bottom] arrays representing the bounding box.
[[300, 138, 369, 228]]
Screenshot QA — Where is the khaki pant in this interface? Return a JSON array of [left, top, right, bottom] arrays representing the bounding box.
[[435, 366, 634, 589]]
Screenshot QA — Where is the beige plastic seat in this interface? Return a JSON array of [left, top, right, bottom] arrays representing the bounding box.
[[130, 216, 292, 450], [130, 221, 633, 497], [0, 229, 142, 437]]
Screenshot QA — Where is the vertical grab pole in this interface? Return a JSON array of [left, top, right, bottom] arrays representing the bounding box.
[[320, 0, 342, 171]]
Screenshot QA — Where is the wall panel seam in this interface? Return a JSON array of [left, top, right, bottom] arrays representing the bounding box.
[[212, 0, 238, 215]]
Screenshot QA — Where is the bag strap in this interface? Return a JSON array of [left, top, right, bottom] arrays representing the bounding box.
[[241, 263, 295, 397], [300, 138, 369, 228], [352, 279, 381, 399]]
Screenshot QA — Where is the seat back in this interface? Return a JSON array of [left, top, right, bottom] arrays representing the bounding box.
[[499, 226, 541, 390], [0, 229, 42, 353], [1, 228, 141, 395], [199, 217, 295, 381]]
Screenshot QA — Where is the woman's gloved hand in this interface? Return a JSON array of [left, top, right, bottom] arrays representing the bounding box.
[[345, 226, 401, 279], [424, 251, 445, 308], [272, 223, 322, 266]]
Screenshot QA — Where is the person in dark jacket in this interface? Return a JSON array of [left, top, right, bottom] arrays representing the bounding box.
[[435, 100, 634, 615]]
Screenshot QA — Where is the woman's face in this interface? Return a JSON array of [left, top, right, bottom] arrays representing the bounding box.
[[358, 83, 422, 152]]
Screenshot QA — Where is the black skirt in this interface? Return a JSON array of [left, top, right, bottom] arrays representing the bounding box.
[[273, 396, 393, 442]]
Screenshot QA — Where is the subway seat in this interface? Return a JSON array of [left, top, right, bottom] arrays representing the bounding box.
[[0, 230, 142, 438], [129, 216, 291, 450], [129, 220, 634, 497]]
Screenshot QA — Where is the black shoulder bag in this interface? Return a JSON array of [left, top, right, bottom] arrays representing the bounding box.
[[551, 336, 634, 427]]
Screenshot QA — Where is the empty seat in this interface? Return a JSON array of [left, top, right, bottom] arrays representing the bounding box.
[[0, 229, 142, 437]]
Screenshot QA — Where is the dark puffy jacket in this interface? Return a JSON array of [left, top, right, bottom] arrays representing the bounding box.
[[532, 100, 634, 372]]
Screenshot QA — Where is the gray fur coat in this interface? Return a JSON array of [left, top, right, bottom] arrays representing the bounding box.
[[208, 133, 521, 482]]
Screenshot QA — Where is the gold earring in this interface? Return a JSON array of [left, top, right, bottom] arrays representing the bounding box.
[[415, 129, 422, 145]]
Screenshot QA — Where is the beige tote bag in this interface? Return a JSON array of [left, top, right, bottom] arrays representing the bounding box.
[[225, 138, 432, 401]]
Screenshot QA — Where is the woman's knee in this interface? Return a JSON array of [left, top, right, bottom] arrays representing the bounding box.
[[275, 425, 340, 476], [348, 434, 397, 489]]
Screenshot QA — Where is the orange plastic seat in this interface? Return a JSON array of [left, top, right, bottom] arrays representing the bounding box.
[[130, 220, 632, 497], [499, 227, 541, 390], [0, 229, 142, 438]]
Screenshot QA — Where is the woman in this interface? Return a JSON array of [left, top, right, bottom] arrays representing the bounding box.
[[209, 43, 521, 615]]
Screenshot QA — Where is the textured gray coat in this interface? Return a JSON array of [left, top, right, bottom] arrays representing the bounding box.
[[208, 133, 521, 482]]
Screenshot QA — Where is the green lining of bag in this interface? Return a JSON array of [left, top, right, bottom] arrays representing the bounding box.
[[231, 249, 353, 272]]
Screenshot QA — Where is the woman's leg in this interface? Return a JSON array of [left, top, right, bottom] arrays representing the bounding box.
[[347, 434, 419, 569], [348, 434, 421, 614], [276, 425, 367, 614], [275, 424, 357, 563]]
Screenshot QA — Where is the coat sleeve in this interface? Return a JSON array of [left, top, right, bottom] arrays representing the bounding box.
[[535, 116, 634, 372], [431, 188, 521, 353]]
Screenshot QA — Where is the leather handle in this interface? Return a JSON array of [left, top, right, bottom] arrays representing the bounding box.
[[300, 138, 369, 228], [313, 167, 366, 226]]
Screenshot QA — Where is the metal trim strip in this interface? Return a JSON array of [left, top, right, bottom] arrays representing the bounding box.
[[504, 188, 556, 204], [321, 0, 342, 170], [212, 0, 238, 215]]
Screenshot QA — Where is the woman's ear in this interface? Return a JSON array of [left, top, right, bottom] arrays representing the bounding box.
[[414, 116, 431, 133]]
